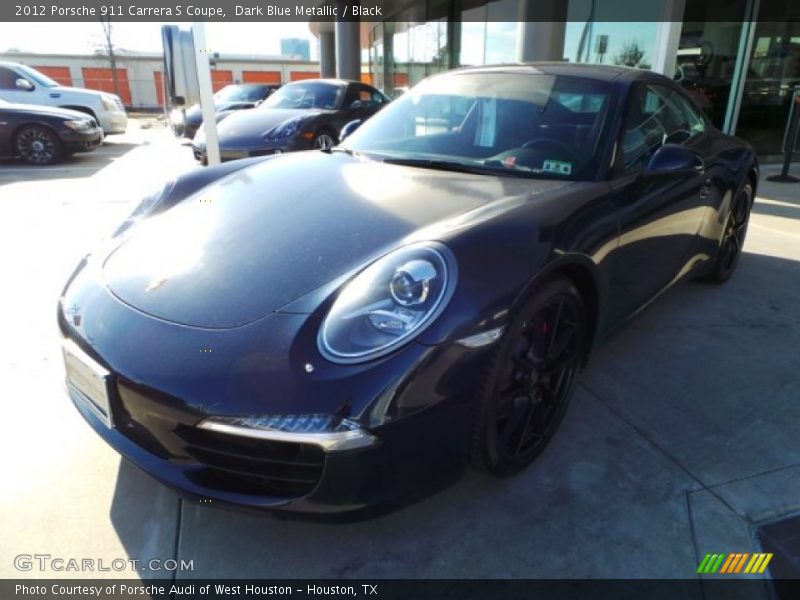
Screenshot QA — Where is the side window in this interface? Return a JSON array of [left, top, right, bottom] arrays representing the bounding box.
[[667, 89, 706, 137], [0, 67, 18, 90], [343, 85, 360, 108], [371, 89, 386, 106], [620, 84, 703, 173], [355, 85, 381, 109]]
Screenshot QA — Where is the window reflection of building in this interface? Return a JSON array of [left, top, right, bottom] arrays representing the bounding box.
[[362, 0, 800, 159], [738, 21, 800, 155]]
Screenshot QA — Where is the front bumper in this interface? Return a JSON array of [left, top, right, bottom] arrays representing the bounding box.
[[192, 136, 314, 163], [62, 127, 103, 153], [66, 376, 468, 513], [97, 110, 128, 135]]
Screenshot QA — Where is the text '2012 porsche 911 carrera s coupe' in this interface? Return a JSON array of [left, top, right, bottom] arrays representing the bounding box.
[[59, 64, 757, 513]]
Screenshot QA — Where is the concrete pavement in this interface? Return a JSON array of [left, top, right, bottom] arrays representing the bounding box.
[[1, 131, 799, 589]]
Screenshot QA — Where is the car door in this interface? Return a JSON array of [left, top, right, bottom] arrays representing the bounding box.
[[0, 104, 14, 157], [606, 82, 709, 322]]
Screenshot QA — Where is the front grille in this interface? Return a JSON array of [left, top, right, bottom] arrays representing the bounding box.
[[114, 378, 325, 498], [175, 425, 325, 497]]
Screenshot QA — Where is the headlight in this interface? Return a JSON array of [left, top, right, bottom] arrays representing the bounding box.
[[318, 242, 456, 364], [64, 119, 91, 131], [101, 95, 120, 111], [264, 116, 303, 140]]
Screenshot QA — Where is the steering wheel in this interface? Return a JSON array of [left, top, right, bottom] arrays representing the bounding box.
[[521, 138, 574, 157]]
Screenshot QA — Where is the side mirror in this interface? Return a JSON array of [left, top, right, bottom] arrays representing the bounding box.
[[340, 119, 362, 141], [15, 78, 34, 91], [646, 143, 703, 175]]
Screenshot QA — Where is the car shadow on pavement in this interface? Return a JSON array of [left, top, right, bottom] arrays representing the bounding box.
[[107, 249, 800, 579]]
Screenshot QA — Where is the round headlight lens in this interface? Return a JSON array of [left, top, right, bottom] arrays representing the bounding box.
[[318, 242, 456, 364], [389, 259, 436, 306]]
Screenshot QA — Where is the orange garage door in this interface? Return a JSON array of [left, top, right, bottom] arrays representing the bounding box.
[[81, 67, 132, 106], [154, 71, 165, 106], [289, 71, 320, 81], [211, 70, 233, 92], [33, 66, 72, 86], [242, 70, 282, 84]]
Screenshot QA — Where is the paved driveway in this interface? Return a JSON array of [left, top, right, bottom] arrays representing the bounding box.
[[1, 129, 798, 592]]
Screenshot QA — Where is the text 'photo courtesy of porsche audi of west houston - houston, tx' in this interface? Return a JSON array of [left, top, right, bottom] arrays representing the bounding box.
[[59, 64, 757, 513]]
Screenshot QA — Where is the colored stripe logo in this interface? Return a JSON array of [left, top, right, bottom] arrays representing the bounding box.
[[697, 553, 773, 574]]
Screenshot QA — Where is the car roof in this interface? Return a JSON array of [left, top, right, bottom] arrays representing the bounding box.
[[442, 62, 670, 85], [285, 78, 370, 87]]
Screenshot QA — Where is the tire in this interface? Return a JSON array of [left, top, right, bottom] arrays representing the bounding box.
[[14, 125, 63, 165], [703, 182, 753, 284], [471, 276, 586, 476], [312, 130, 336, 150]]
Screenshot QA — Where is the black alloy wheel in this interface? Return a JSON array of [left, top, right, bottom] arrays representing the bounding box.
[[472, 276, 586, 476], [706, 182, 752, 283], [312, 131, 336, 150], [15, 125, 62, 165]]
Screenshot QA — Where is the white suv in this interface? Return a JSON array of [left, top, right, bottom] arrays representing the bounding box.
[[0, 61, 128, 134]]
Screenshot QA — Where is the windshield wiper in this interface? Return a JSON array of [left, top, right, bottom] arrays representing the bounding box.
[[380, 157, 545, 178]]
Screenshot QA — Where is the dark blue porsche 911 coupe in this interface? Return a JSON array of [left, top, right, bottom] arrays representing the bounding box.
[[59, 64, 757, 513]]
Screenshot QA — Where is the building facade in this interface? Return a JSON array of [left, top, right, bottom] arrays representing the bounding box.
[[0, 51, 325, 110]]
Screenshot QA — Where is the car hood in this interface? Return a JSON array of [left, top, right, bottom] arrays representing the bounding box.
[[2, 102, 88, 120], [102, 152, 569, 328], [215, 108, 324, 146], [50, 85, 112, 99]]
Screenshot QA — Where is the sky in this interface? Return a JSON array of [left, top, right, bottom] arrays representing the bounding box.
[[0, 22, 320, 58]]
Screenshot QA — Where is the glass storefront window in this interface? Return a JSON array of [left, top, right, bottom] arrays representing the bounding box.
[[676, 20, 747, 129], [738, 21, 800, 155]]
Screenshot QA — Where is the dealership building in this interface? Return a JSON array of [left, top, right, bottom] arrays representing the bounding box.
[[2, 0, 798, 159], [312, 0, 800, 159]]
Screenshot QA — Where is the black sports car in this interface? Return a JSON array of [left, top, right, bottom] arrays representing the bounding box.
[[0, 98, 102, 165], [170, 83, 281, 140], [60, 64, 757, 513], [191, 78, 389, 162]]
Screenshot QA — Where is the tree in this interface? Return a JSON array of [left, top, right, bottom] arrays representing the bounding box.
[[613, 41, 646, 68], [98, 17, 120, 99]]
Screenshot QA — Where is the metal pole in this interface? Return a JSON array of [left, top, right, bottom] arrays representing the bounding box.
[[192, 22, 220, 166], [767, 87, 800, 183]]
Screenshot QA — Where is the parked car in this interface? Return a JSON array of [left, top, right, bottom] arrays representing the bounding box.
[[0, 98, 102, 164], [192, 78, 389, 162], [170, 83, 281, 139], [60, 64, 757, 512], [0, 61, 127, 134]]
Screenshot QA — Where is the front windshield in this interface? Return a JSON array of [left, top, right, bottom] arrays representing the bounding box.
[[18, 65, 58, 88], [260, 81, 342, 110], [342, 71, 616, 180], [214, 85, 266, 102]]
